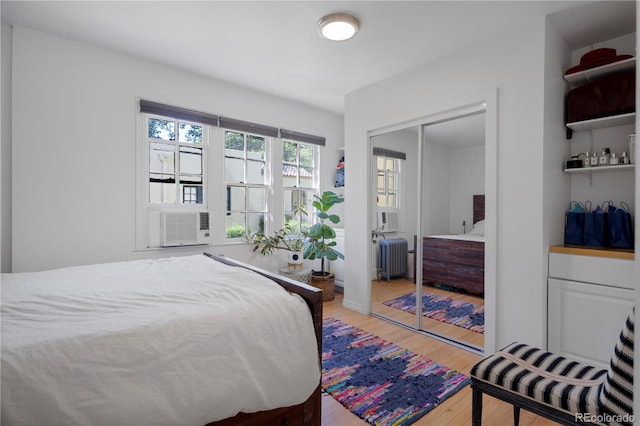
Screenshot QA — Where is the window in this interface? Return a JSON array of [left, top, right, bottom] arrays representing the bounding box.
[[147, 117, 206, 205], [376, 154, 400, 209], [282, 140, 317, 233], [224, 130, 268, 239]]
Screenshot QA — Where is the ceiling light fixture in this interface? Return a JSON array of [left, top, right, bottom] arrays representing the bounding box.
[[318, 13, 360, 41]]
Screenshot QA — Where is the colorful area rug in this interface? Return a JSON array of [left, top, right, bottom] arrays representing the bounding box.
[[322, 318, 470, 425], [383, 292, 485, 334]]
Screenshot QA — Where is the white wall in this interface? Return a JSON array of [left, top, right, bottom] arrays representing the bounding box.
[[8, 26, 343, 272], [344, 18, 549, 350], [1, 24, 12, 273], [449, 145, 486, 233]]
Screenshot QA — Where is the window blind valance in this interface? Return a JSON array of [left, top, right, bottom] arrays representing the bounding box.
[[139, 100, 218, 126], [279, 129, 326, 146], [373, 147, 406, 160], [140, 99, 324, 143], [219, 117, 279, 138]]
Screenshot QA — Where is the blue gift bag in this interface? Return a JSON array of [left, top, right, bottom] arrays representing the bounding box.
[[564, 201, 585, 245]]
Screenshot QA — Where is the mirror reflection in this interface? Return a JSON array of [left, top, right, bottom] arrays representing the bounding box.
[[370, 109, 486, 350]]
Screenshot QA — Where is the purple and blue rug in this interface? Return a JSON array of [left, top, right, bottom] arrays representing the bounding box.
[[383, 292, 484, 334], [322, 318, 470, 425]]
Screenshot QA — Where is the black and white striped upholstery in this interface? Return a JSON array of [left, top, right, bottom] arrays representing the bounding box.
[[471, 307, 634, 426]]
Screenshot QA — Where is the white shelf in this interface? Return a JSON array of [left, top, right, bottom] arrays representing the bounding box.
[[566, 113, 636, 132], [564, 57, 635, 86], [564, 164, 635, 174]]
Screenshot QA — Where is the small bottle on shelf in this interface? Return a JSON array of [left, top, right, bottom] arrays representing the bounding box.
[[609, 152, 619, 165], [583, 151, 591, 167], [621, 152, 630, 165], [590, 152, 599, 167], [598, 148, 610, 166]]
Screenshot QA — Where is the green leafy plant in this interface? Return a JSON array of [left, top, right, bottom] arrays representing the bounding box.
[[302, 191, 344, 276], [245, 206, 307, 255]]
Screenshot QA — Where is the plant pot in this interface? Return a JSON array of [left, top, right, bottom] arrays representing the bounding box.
[[286, 250, 304, 271], [310, 272, 335, 301]]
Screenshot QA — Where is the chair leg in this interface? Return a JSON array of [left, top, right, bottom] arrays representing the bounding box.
[[513, 405, 520, 426], [472, 385, 482, 425]]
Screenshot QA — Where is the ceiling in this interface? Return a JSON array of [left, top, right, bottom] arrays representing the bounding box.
[[1, 1, 636, 115]]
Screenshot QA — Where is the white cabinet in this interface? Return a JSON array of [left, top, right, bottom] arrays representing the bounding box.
[[548, 250, 635, 369]]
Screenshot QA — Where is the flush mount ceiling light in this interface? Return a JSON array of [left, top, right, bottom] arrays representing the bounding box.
[[318, 13, 360, 41]]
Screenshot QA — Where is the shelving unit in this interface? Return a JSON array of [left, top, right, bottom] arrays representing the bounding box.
[[565, 112, 635, 132], [564, 164, 635, 174], [564, 57, 635, 86]]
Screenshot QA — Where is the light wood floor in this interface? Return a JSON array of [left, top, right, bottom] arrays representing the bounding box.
[[321, 293, 559, 426], [371, 278, 484, 348]]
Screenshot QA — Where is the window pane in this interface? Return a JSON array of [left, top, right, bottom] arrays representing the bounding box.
[[247, 212, 264, 235], [377, 172, 385, 192], [299, 166, 313, 188], [283, 189, 295, 212], [227, 186, 245, 211], [178, 123, 203, 144], [246, 160, 265, 184], [386, 158, 395, 171], [226, 213, 246, 238], [247, 187, 266, 211], [180, 146, 202, 175], [181, 185, 202, 204], [225, 157, 244, 182], [388, 194, 396, 208], [387, 173, 395, 192], [225, 131, 244, 156], [282, 168, 297, 188], [299, 144, 313, 167], [247, 135, 265, 160], [150, 143, 175, 174], [283, 141, 297, 163], [150, 180, 175, 204], [148, 118, 175, 140], [377, 156, 385, 169]]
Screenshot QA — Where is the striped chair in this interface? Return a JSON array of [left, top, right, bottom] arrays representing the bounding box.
[[470, 307, 634, 426]]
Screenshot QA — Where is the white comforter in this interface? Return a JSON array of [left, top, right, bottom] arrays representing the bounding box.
[[427, 234, 485, 242], [1, 255, 320, 426]]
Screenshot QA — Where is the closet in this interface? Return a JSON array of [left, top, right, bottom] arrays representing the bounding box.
[[547, 32, 636, 367]]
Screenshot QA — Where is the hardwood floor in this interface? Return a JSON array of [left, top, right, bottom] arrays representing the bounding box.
[[321, 293, 560, 426]]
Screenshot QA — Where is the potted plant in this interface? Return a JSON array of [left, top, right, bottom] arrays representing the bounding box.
[[302, 191, 344, 301], [245, 206, 307, 270]]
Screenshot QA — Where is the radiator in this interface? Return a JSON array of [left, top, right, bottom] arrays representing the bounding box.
[[379, 238, 408, 282]]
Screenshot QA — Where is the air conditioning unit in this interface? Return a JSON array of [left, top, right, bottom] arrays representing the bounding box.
[[377, 210, 400, 233], [161, 211, 211, 247]]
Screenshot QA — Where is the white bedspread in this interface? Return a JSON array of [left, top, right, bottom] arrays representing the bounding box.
[[427, 234, 485, 242], [1, 255, 320, 426]]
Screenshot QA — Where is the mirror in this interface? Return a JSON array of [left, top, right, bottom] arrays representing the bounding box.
[[370, 107, 486, 351]]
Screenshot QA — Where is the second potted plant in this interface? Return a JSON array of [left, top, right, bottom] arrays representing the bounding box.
[[302, 190, 344, 301]]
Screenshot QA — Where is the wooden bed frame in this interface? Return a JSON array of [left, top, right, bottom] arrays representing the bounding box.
[[422, 195, 485, 294], [204, 253, 323, 426]]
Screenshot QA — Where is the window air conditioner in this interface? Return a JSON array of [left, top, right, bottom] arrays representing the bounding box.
[[161, 211, 211, 247], [377, 210, 399, 233]]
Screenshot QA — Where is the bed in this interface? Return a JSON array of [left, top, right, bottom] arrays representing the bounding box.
[[422, 195, 485, 294], [1, 253, 322, 426]]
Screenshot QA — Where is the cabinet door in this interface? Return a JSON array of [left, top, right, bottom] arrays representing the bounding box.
[[548, 278, 634, 369]]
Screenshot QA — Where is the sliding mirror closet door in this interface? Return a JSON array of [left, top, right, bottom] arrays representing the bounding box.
[[369, 105, 488, 352], [420, 111, 486, 350], [369, 126, 420, 328]]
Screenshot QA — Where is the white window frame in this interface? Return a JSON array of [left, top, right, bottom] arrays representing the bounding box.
[[375, 154, 401, 210], [223, 129, 271, 240], [135, 112, 210, 250], [282, 140, 319, 234]]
